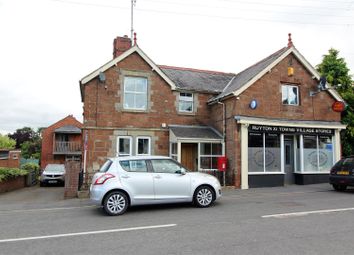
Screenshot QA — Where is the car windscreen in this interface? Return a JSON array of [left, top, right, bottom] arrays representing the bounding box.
[[99, 160, 113, 173], [45, 165, 65, 173]]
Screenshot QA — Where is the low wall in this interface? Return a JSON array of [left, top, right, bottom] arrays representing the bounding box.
[[0, 176, 26, 193]]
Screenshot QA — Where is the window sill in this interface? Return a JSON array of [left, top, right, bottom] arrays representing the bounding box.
[[178, 111, 196, 116], [122, 109, 148, 113], [248, 172, 284, 175]]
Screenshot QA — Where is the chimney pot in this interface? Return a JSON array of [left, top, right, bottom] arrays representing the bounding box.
[[287, 33, 293, 48]]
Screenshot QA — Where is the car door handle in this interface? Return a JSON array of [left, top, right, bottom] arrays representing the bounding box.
[[121, 175, 130, 179], [154, 175, 161, 179]]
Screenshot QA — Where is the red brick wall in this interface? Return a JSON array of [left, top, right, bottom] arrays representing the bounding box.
[[64, 161, 81, 198], [41, 115, 82, 170], [0, 151, 21, 168], [82, 52, 216, 182], [0, 176, 25, 193]]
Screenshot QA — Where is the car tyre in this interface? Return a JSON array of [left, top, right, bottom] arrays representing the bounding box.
[[332, 184, 347, 191], [193, 186, 214, 208], [103, 191, 129, 216]]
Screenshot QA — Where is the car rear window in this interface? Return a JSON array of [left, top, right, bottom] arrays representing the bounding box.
[[333, 157, 354, 169], [120, 160, 148, 172], [99, 160, 113, 173]]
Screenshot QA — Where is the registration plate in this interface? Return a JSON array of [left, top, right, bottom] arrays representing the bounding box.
[[48, 180, 58, 183], [337, 171, 349, 175]]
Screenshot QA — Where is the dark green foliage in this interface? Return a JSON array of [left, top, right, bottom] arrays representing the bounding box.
[[0, 167, 28, 183], [317, 48, 353, 156]]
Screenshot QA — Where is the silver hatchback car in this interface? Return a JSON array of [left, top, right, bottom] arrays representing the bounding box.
[[90, 156, 222, 216]]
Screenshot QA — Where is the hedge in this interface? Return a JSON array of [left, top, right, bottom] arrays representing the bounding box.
[[0, 167, 28, 183], [21, 163, 40, 175]]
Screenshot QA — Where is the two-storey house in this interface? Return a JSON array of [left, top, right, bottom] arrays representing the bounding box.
[[80, 34, 345, 188]]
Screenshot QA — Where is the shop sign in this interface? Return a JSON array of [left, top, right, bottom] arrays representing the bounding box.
[[249, 124, 334, 135]]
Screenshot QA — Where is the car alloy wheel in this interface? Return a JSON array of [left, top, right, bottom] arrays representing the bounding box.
[[194, 186, 214, 207], [103, 191, 128, 216]]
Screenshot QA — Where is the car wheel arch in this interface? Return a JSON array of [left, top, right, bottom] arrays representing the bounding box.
[[193, 184, 216, 201], [102, 189, 131, 207]]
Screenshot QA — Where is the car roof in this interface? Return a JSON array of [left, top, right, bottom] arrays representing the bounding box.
[[110, 155, 172, 161]]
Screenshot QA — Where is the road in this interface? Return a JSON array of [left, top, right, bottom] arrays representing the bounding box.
[[0, 184, 354, 255]]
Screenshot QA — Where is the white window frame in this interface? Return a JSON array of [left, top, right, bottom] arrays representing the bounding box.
[[199, 142, 223, 172], [123, 76, 148, 110], [136, 137, 151, 156], [117, 136, 132, 156], [282, 84, 299, 106], [179, 92, 194, 113]]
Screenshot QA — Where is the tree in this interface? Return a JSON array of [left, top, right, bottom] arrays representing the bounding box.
[[0, 134, 16, 149], [317, 48, 354, 156], [21, 140, 41, 159], [8, 127, 40, 149]]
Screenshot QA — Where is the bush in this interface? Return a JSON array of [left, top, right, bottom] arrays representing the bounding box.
[[21, 163, 40, 175], [0, 167, 28, 183]]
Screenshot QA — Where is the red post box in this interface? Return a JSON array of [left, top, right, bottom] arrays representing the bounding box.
[[217, 156, 227, 171]]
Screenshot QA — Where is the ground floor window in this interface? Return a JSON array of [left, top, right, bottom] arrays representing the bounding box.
[[170, 143, 178, 161], [248, 131, 334, 174], [303, 135, 333, 172], [248, 133, 281, 173], [136, 137, 151, 156], [117, 136, 132, 156], [200, 143, 223, 171]]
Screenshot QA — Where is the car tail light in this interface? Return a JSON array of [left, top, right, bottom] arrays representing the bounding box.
[[94, 173, 115, 185]]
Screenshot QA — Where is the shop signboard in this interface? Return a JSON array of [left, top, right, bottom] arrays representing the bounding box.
[[249, 124, 334, 135]]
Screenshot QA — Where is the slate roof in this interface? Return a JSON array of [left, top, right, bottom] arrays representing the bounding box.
[[159, 65, 235, 93], [54, 125, 82, 134], [169, 125, 223, 140], [212, 47, 289, 101]]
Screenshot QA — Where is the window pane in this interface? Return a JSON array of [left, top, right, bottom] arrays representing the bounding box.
[[124, 77, 147, 110], [99, 160, 113, 173], [171, 143, 177, 154], [303, 135, 318, 172], [135, 94, 147, 109], [201, 157, 212, 170], [119, 138, 131, 155], [282, 85, 298, 105], [288, 87, 298, 105], [137, 138, 150, 155], [120, 160, 147, 172], [248, 132, 264, 172], [265, 133, 281, 172], [282, 86, 288, 104], [180, 93, 193, 101], [151, 159, 182, 174], [212, 143, 222, 155], [200, 143, 211, 155], [318, 136, 333, 172], [179, 101, 193, 112]]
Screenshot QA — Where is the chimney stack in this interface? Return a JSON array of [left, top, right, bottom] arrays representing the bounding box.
[[113, 35, 132, 59], [287, 33, 293, 48]]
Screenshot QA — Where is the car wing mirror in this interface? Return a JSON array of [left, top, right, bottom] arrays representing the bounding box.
[[176, 168, 186, 175]]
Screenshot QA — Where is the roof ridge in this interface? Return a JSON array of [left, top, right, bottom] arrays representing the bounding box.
[[158, 65, 235, 75]]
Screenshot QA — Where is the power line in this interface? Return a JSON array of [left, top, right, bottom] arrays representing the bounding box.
[[49, 0, 354, 27]]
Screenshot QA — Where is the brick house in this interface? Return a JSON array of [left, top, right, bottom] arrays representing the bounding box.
[[40, 115, 82, 170], [80, 34, 345, 189], [0, 149, 21, 168]]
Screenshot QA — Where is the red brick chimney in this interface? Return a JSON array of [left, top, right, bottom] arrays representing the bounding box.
[[113, 35, 132, 58]]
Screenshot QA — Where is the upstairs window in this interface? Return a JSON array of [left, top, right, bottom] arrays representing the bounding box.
[[179, 92, 194, 113], [123, 77, 148, 110], [282, 85, 299, 105]]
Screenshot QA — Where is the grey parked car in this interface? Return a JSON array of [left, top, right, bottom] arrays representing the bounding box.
[[40, 164, 66, 186], [90, 156, 222, 216]]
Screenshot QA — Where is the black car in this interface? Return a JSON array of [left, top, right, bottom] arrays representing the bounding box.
[[329, 156, 354, 191]]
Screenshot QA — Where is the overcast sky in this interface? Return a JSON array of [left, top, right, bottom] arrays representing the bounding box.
[[0, 0, 353, 134]]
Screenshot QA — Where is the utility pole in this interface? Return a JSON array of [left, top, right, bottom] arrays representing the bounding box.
[[131, 0, 136, 46]]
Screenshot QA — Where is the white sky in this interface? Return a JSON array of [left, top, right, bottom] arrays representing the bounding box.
[[0, 0, 353, 134]]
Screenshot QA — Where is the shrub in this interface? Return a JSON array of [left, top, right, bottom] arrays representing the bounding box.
[[0, 167, 28, 183], [21, 162, 40, 175]]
